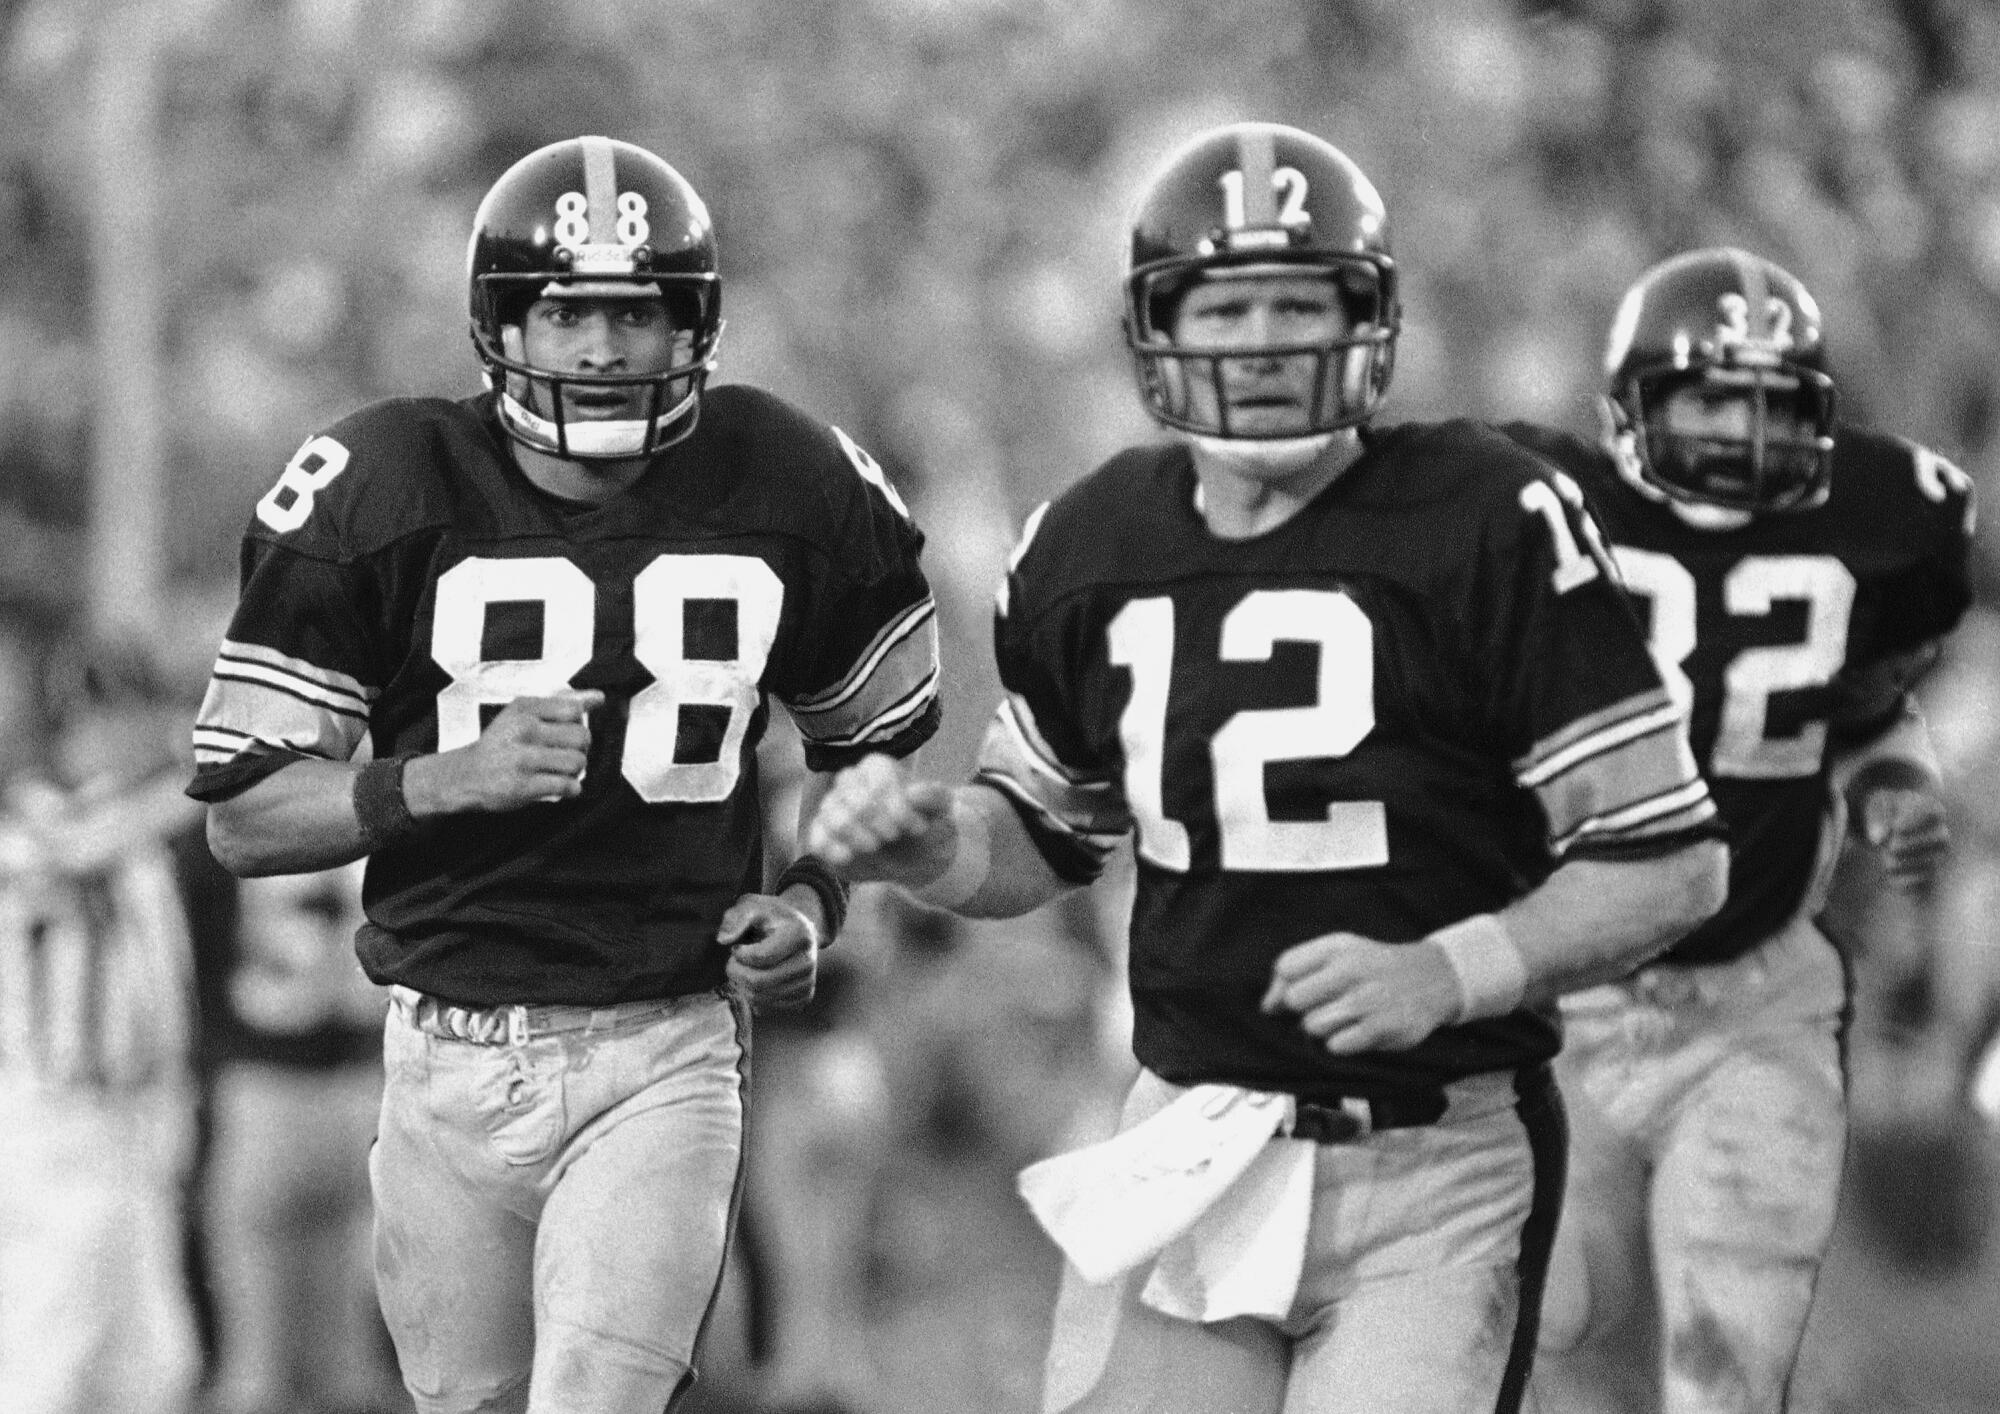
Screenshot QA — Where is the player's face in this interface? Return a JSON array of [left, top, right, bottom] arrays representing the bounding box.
[[518, 294, 692, 422], [1169, 273, 1351, 437]]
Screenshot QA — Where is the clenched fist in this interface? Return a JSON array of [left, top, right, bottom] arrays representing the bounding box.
[[805, 753, 957, 890], [408, 689, 604, 815], [717, 892, 821, 1012], [1847, 760, 1950, 892], [1856, 783, 1950, 890], [1261, 931, 1463, 1054]]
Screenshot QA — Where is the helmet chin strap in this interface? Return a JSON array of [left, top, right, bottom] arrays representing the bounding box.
[[1667, 501, 1753, 532], [1187, 431, 1338, 474], [498, 389, 695, 460]]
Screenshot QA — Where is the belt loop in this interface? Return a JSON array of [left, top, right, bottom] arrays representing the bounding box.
[[1341, 1096, 1373, 1138], [507, 1005, 528, 1047]]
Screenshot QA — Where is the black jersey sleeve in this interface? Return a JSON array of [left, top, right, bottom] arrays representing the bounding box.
[[971, 502, 1133, 884], [1469, 456, 1719, 860], [767, 422, 942, 771], [186, 417, 419, 803], [186, 542, 384, 801], [1862, 433, 1975, 657]]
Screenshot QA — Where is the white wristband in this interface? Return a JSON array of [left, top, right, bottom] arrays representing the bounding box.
[[1428, 913, 1529, 1023], [911, 793, 991, 911]]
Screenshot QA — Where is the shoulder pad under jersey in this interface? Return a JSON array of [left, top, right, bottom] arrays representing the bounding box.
[[244, 397, 487, 561], [1823, 423, 1978, 559]]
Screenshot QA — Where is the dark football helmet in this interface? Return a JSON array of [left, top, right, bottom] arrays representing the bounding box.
[[468, 135, 723, 459], [1603, 248, 1835, 521], [1124, 122, 1399, 439]]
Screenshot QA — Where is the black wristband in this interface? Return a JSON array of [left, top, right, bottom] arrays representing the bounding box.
[[776, 854, 849, 945], [353, 754, 420, 850]]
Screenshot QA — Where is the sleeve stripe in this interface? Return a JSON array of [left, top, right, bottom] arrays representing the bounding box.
[[974, 770, 1126, 856], [211, 663, 371, 721], [805, 668, 941, 749], [1517, 698, 1684, 788], [192, 728, 333, 767], [786, 609, 940, 749], [791, 598, 937, 715], [193, 673, 370, 766], [1553, 780, 1717, 852], [216, 638, 375, 711], [192, 728, 256, 766], [998, 695, 1114, 791], [973, 704, 1130, 841]]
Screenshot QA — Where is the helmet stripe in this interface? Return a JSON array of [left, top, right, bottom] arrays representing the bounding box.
[[1238, 126, 1278, 226], [580, 135, 619, 244], [1734, 249, 1772, 338]]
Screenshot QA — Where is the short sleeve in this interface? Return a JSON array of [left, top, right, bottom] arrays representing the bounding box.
[[775, 430, 942, 771], [1871, 439, 1975, 656], [969, 503, 1132, 884], [186, 536, 383, 802], [1476, 470, 1718, 860]]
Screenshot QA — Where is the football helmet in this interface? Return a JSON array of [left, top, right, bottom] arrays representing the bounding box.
[[1124, 122, 1399, 440], [1603, 248, 1835, 524], [468, 135, 723, 459]]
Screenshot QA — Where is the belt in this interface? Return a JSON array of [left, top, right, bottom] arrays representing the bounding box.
[[1281, 1064, 1551, 1144], [1282, 1092, 1442, 1143], [389, 985, 688, 1047]]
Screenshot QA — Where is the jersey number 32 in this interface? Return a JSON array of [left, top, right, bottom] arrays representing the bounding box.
[[1615, 548, 1855, 779]]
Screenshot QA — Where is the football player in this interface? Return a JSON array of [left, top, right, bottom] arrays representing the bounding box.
[[186, 136, 942, 1414], [806, 122, 1727, 1414], [1503, 247, 1976, 1414]]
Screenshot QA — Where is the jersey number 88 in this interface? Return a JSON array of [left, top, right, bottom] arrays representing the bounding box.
[[431, 554, 783, 804]]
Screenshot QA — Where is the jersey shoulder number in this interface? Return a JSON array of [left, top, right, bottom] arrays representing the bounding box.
[[830, 424, 911, 520], [256, 434, 352, 534], [1898, 434, 1977, 537], [247, 398, 465, 554], [1517, 467, 1616, 595]]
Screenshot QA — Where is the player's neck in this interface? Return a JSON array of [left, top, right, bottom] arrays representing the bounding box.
[[1188, 430, 1363, 539], [510, 442, 653, 505]]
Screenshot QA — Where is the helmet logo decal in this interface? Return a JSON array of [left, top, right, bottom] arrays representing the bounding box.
[[552, 190, 651, 274], [551, 135, 652, 275], [1217, 167, 1309, 233], [1713, 291, 1794, 367], [616, 192, 650, 244], [1207, 127, 1310, 253]]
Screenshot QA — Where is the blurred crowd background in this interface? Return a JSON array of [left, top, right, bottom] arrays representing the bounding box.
[[3, 0, 2000, 1411]]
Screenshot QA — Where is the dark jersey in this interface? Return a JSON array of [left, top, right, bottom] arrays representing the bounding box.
[[976, 421, 1717, 1103], [1505, 421, 1974, 965], [188, 385, 940, 1007]]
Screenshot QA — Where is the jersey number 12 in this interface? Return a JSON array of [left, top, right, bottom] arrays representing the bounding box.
[[1108, 589, 1387, 873]]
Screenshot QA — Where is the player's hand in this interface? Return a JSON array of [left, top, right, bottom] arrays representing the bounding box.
[[1856, 782, 1950, 891], [1260, 932, 1462, 1054], [416, 690, 604, 814], [804, 753, 957, 889], [717, 893, 820, 1012]]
